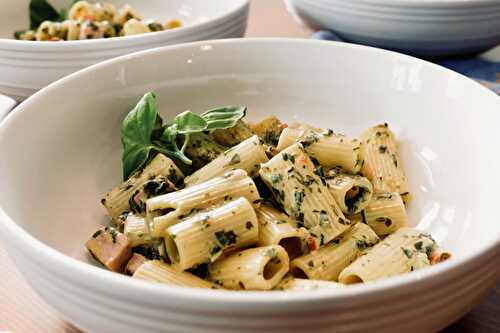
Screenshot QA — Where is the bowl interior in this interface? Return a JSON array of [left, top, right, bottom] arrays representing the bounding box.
[[0, 0, 239, 39], [0, 40, 499, 270]]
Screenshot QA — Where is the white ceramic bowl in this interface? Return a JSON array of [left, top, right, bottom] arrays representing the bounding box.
[[0, 39, 499, 333], [0, 0, 249, 101], [286, 0, 500, 57]]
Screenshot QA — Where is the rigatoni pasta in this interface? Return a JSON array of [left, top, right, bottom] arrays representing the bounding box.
[[326, 173, 373, 214], [360, 124, 410, 202], [362, 192, 408, 236], [275, 274, 344, 291], [256, 204, 307, 259], [101, 153, 183, 224], [291, 223, 379, 281], [260, 143, 350, 247], [123, 214, 151, 247], [133, 260, 219, 289], [89, 93, 450, 291], [147, 169, 260, 237], [277, 127, 363, 174], [208, 245, 290, 290], [338, 228, 438, 284], [184, 135, 269, 186], [164, 198, 259, 270]]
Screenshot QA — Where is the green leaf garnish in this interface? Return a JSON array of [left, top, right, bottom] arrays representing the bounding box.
[[121, 92, 246, 180], [173, 111, 207, 134], [201, 106, 247, 130], [121, 92, 159, 180]]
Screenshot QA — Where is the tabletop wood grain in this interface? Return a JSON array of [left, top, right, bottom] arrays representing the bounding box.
[[0, 1, 498, 332]]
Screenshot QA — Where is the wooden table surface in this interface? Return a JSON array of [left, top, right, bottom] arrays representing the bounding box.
[[0, 1, 498, 332]]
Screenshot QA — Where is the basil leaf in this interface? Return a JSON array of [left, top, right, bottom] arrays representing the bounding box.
[[121, 92, 159, 179], [30, 0, 60, 29], [201, 106, 246, 131], [173, 111, 207, 134], [160, 124, 178, 144]]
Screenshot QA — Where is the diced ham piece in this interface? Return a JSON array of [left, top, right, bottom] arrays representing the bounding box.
[[125, 253, 148, 275], [86, 227, 132, 272]]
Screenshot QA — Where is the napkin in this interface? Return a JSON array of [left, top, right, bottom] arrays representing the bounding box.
[[313, 31, 500, 95]]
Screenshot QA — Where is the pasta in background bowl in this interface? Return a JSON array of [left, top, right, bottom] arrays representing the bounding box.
[[0, 39, 499, 333], [0, 0, 249, 101]]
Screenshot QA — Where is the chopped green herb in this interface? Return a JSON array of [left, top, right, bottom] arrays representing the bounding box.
[[229, 153, 241, 165], [109, 228, 119, 243], [402, 247, 413, 259], [307, 260, 314, 268], [319, 211, 330, 227], [356, 239, 368, 250], [92, 229, 103, 238], [378, 145, 387, 154], [282, 152, 295, 163], [414, 241, 423, 251], [271, 173, 283, 184], [294, 190, 305, 207], [215, 230, 237, 247], [392, 154, 398, 168], [337, 217, 349, 225], [425, 245, 434, 258]]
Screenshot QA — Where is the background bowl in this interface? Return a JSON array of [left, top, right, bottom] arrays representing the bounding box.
[[0, 39, 499, 333], [0, 0, 249, 101], [286, 0, 500, 57]]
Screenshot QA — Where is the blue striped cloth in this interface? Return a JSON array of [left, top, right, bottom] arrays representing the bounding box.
[[313, 31, 500, 94]]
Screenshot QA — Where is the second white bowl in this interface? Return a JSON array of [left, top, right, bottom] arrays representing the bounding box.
[[287, 0, 500, 57], [0, 0, 249, 101]]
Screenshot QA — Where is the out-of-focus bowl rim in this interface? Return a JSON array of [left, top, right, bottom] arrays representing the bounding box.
[[324, 0, 500, 9], [0, 38, 499, 304], [0, 0, 249, 50]]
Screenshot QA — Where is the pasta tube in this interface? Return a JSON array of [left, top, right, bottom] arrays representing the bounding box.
[[114, 4, 141, 25], [326, 173, 373, 214], [133, 260, 218, 289], [102, 153, 183, 224], [62, 20, 81, 40], [68, 1, 95, 22], [208, 245, 289, 290], [123, 19, 151, 36], [185, 135, 268, 186], [275, 274, 344, 291], [123, 214, 151, 247], [125, 253, 147, 275], [164, 198, 259, 270], [259, 144, 350, 246], [338, 228, 437, 284], [147, 169, 260, 237], [360, 124, 410, 202], [250, 115, 286, 146], [209, 120, 253, 146], [256, 204, 307, 259], [362, 192, 408, 236], [291, 223, 379, 281], [277, 127, 363, 174], [184, 132, 226, 170]]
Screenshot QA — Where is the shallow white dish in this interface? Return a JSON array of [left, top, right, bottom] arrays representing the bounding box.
[[0, 0, 249, 101], [286, 0, 500, 57], [0, 39, 499, 333]]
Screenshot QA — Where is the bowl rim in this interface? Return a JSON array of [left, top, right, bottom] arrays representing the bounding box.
[[1, 38, 499, 304], [315, 0, 500, 9], [0, 0, 249, 50]]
